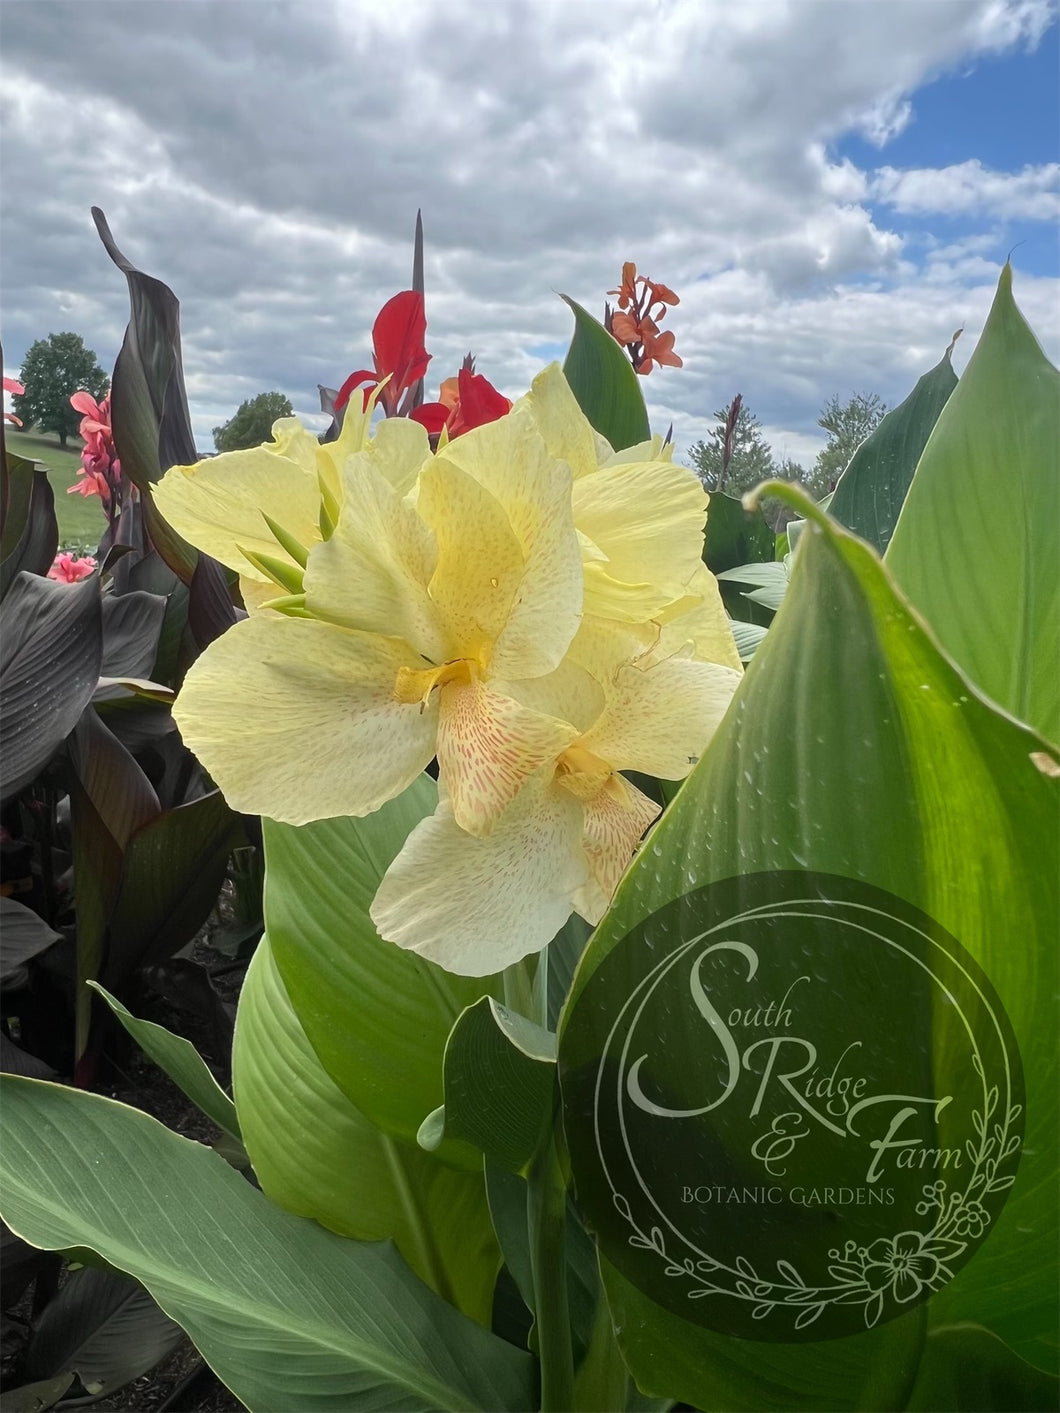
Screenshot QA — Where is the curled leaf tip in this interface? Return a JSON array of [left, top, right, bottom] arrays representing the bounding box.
[[742, 479, 822, 522]]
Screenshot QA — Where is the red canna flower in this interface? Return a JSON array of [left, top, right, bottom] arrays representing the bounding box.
[[335, 290, 432, 417], [411, 365, 512, 440]]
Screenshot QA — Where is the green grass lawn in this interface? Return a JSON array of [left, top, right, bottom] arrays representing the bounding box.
[[6, 427, 109, 550]]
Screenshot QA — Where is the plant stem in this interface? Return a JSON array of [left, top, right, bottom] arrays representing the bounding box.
[[527, 1128, 573, 1413]]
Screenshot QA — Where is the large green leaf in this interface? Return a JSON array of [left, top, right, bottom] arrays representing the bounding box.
[[560, 296, 650, 451], [904, 1325, 1058, 1411], [0, 1077, 535, 1413], [829, 344, 958, 554], [233, 938, 500, 1324], [266, 777, 495, 1149], [0, 573, 102, 801], [560, 490, 1057, 1407], [886, 265, 1059, 742], [701, 490, 775, 575]]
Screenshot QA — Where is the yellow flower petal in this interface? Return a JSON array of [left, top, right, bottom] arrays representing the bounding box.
[[655, 562, 743, 672], [569, 617, 740, 778], [415, 457, 525, 663], [437, 676, 580, 836], [153, 446, 323, 581], [570, 773, 660, 923], [600, 434, 673, 467], [370, 775, 588, 975], [518, 362, 604, 480], [432, 406, 583, 678], [173, 616, 437, 825], [360, 416, 431, 496], [572, 458, 708, 622], [304, 455, 447, 664], [579, 652, 741, 780], [497, 656, 605, 736]]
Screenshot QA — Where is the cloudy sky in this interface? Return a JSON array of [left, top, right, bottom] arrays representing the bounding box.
[[2, 0, 1057, 464]]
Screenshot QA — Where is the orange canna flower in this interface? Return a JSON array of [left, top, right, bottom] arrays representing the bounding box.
[[606, 264, 682, 375], [610, 311, 642, 345], [639, 324, 683, 373]]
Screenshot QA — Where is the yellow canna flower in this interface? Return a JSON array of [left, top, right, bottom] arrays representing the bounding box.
[[157, 400, 589, 832], [371, 619, 742, 974]]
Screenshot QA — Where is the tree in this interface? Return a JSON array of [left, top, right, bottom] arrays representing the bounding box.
[[812, 391, 887, 493], [687, 397, 778, 495], [213, 391, 294, 453], [13, 333, 109, 447]]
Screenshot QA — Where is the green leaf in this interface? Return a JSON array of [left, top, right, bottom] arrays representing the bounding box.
[[717, 559, 789, 615], [0, 573, 102, 802], [0, 1076, 535, 1413], [233, 937, 500, 1324], [904, 1325, 1059, 1412], [266, 777, 496, 1151], [886, 265, 1059, 742], [560, 296, 650, 451], [701, 491, 775, 575], [599, 1259, 924, 1413], [424, 998, 556, 1175], [829, 346, 957, 554], [0, 1372, 74, 1412], [89, 982, 240, 1142], [562, 490, 1057, 1404], [23, 1265, 185, 1400]]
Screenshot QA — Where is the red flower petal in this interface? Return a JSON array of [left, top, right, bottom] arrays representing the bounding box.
[[409, 401, 450, 434], [446, 368, 512, 438], [334, 368, 377, 413]]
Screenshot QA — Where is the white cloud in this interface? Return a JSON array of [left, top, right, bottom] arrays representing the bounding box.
[[0, 0, 1056, 459], [872, 160, 1060, 220]]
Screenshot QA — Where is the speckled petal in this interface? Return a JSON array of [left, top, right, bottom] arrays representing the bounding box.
[[370, 774, 588, 975], [437, 677, 579, 835], [173, 616, 437, 825]]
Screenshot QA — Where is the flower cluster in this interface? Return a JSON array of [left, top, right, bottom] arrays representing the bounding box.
[[3, 376, 24, 427], [155, 348, 739, 976], [335, 292, 511, 441], [68, 391, 121, 514], [47, 551, 97, 582], [607, 262, 682, 375]]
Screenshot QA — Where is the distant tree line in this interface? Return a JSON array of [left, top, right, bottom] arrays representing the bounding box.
[[687, 392, 887, 515]]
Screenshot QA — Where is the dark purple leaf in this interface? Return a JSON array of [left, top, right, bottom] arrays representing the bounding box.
[[0, 573, 102, 801]]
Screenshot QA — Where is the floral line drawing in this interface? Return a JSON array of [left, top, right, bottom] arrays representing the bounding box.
[[609, 1077, 1022, 1333]]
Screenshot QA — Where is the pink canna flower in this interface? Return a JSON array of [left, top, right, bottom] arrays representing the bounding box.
[[3, 375, 24, 427], [69, 390, 120, 514], [48, 552, 97, 583]]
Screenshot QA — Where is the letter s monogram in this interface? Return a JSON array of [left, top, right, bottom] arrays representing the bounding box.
[[626, 941, 758, 1118]]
